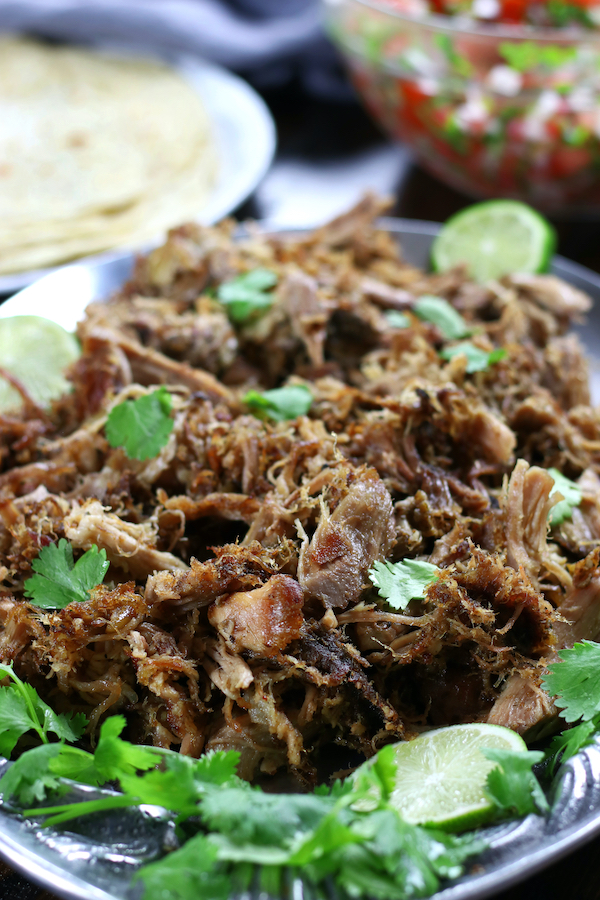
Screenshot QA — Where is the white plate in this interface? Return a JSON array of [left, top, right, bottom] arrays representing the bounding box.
[[0, 52, 276, 296]]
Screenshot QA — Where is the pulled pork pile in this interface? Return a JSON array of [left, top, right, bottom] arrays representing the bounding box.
[[1, 195, 599, 783]]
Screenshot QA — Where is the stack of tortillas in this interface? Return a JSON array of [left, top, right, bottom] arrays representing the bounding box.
[[0, 38, 217, 275]]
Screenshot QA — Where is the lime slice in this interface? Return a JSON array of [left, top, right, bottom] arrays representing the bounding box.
[[383, 723, 527, 832], [0, 316, 80, 412], [431, 200, 556, 283]]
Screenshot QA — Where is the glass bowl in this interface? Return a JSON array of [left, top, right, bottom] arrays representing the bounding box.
[[323, 0, 600, 213]]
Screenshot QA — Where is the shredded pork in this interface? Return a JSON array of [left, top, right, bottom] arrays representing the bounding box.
[[1, 197, 599, 783]]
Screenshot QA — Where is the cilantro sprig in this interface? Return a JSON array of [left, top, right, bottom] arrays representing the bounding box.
[[542, 641, 600, 724], [105, 387, 174, 461], [542, 641, 600, 771], [369, 559, 440, 611], [217, 268, 278, 324], [483, 749, 549, 817], [413, 295, 472, 340], [548, 468, 582, 527], [243, 384, 313, 422], [23, 539, 109, 610], [0, 663, 86, 759], [385, 310, 411, 329], [13, 733, 484, 900], [439, 342, 507, 374], [0, 668, 486, 900], [499, 41, 577, 73]]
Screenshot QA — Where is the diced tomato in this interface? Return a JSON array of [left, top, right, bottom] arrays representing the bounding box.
[[549, 147, 594, 178], [498, 0, 528, 22], [545, 119, 563, 141]]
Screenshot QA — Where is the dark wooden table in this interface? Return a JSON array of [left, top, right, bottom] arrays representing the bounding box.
[[3, 81, 600, 900]]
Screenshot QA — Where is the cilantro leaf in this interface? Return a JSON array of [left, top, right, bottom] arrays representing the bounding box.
[[134, 834, 232, 900], [542, 640, 600, 723], [548, 468, 582, 527], [119, 750, 243, 817], [0, 662, 86, 753], [439, 342, 507, 374], [385, 311, 410, 329], [0, 686, 48, 757], [546, 717, 599, 774], [105, 387, 174, 460], [499, 40, 576, 72], [217, 268, 278, 324], [0, 744, 64, 806], [483, 748, 549, 816], [23, 539, 109, 610], [435, 32, 473, 77], [369, 559, 440, 610], [119, 758, 199, 816], [413, 295, 471, 340], [243, 385, 312, 422], [1, 744, 102, 808], [200, 786, 332, 849], [94, 715, 157, 782], [48, 745, 102, 786]]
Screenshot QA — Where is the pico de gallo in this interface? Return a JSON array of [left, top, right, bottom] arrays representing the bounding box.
[[325, 0, 600, 210], [380, 0, 600, 27]]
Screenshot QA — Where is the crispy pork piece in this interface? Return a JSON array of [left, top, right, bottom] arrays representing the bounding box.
[[80, 325, 233, 406], [280, 270, 330, 367], [506, 273, 592, 321], [297, 467, 395, 609], [553, 548, 600, 648], [145, 543, 277, 615], [486, 673, 556, 736], [65, 499, 187, 579], [163, 492, 261, 525], [311, 193, 390, 248], [555, 468, 600, 556], [504, 458, 572, 591], [208, 575, 304, 656]]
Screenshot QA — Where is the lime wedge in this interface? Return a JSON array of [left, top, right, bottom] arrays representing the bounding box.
[[431, 200, 556, 283], [0, 316, 80, 412], [384, 723, 527, 831]]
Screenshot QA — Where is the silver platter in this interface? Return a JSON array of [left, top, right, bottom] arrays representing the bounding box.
[[1, 220, 600, 900]]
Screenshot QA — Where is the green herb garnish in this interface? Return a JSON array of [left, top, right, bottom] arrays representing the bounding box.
[[439, 342, 507, 373], [243, 385, 313, 422], [499, 41, 577, 73], [542, 641, 600, 771], [105, 387, 174, 461], [369, 559, 440, 611], [483, 749, 549, 816], [217, 268, 278, 324], [23, 539, 109, 610], [385, 310, 411, 329], [543, 641, 600, 724], [413, 295, 471, 340], [0, 663, 86, 759], [548, 468, 582, 527]]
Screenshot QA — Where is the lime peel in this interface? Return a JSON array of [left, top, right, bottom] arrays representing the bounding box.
[[380, 723, 527, 832], [431, 200, 556, 284], [0, 315, 80, 411]]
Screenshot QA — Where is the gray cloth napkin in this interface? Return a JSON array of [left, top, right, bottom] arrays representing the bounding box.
[[0, 0, 346, 93]]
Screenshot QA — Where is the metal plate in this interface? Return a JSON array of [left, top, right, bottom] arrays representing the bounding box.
[[1, 220, 600, 900], [0, 52, 276, 296]]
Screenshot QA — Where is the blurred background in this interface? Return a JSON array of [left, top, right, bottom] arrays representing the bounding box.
[[2, 0, 600, 283]]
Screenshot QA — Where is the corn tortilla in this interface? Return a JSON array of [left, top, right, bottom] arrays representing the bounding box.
[[0, 39, 217, 274]]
